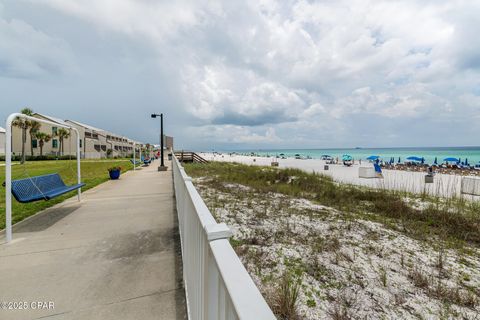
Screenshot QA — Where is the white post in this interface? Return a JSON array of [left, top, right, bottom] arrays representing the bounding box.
[[74, 128, 81, 201], [133, 142, 136, 171], [4, 113, 83, 243], [5, 114, 15, 243]]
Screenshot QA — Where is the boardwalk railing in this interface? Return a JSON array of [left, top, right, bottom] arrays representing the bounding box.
[[172, 155, 276, 320], [174, 151, 209, 164]]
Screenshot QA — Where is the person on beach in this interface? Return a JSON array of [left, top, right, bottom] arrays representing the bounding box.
[[427, 166, 434, 176]]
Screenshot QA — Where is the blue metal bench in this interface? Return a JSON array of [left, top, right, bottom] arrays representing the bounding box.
[[11, 173, 85, 203]]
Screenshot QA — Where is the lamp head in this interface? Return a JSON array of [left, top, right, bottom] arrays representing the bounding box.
[[151, 114, 157, 118]]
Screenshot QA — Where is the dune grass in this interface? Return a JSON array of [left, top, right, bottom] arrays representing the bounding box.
[[0, 159, 134, 230], [184, 161, 480, 248]]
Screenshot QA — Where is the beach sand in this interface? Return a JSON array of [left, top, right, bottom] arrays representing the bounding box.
[[200, 153, 480, 200], [189, 166, 480, 319]]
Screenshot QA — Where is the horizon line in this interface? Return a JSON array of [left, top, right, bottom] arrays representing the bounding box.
[[210, 145, 480, 152]]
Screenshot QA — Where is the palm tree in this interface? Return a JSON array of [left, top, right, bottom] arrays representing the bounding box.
[[12, 108, 34, 163], [29, 120, 41, 156], [56, 128, 70, 155], [35, 132, 52, 156], [144, 143, 151, 159]]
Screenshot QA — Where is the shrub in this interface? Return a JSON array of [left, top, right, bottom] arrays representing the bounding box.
[[184, 162, 480, 246], [273, 272, 301, 320]]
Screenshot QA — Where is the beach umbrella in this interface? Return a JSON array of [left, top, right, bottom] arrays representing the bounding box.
[[398, 157, 401, 163], [366, 155, 379, 160], [458, 158, 461, 164], [465, 158, 469, 166], [406, 156, 422, 162], [443, 157, 459, 162], [421, 157, 425, 164], [434, 157, 438, 165], [342, 154, 353, 161]]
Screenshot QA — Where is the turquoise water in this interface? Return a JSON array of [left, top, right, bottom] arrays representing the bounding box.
[[227, 147, 480, 165]]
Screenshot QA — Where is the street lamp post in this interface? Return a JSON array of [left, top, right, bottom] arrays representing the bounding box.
[[151, 113, 167, 171]]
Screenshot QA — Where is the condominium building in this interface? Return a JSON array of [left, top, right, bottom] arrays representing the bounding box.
[[165, 135, 174, 150], [0, 127, 5, 155], [65, 120, 109, 159], [65, 120, 142, 159], [9, 113, 145, 159], [11, 113, 75, 158]]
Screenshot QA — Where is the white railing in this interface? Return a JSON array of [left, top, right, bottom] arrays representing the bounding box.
[[172, 156, 276, 320]]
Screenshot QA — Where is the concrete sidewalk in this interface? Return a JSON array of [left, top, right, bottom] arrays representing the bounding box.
[[0, 161, 186, 320]]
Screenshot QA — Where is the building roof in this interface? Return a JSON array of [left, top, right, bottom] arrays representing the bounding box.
[[28, 114, 143, 144], [66, 120, 136, 142], [33, 113, 70, 126], [0, 127, 5, 133], [65, 119, 106, 133]]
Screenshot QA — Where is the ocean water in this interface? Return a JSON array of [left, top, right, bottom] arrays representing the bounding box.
[[227, 147, 480, 165]]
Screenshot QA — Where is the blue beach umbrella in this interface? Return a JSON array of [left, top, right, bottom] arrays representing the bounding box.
[[366, 155, 379, 161], [421, 157, 425, 164], [458, 158, 461, 164], [465, 158, 469, 166], [398, 157, 401, 163], [406, 156, 423, 162], [342, 154, 353, 161], [434, 157, 438, 165], [443, 157, 459, 162]]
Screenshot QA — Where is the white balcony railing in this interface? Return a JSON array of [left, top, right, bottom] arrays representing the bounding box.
[[172, 155, 276, 320]]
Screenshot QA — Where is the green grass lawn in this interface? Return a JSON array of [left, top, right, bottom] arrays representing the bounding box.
[[0, 159, 134, 230]]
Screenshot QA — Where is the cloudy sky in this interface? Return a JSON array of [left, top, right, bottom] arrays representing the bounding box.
[[1, 0, 479, 150]]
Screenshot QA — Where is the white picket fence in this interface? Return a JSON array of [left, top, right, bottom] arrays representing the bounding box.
[[172, 155, 276, 320], [461, 176, 480, 196]]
